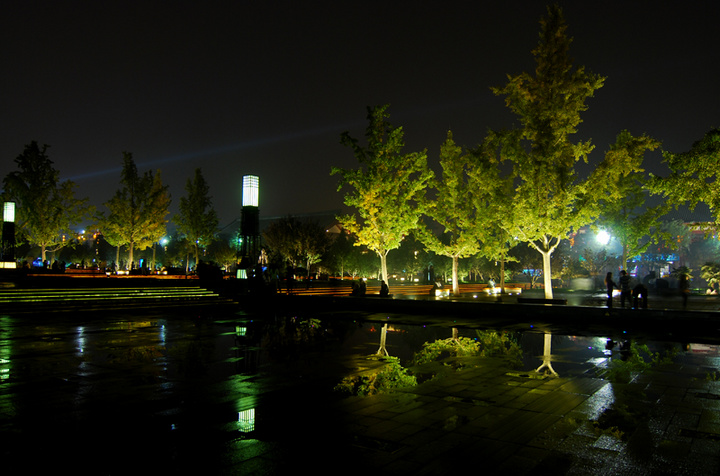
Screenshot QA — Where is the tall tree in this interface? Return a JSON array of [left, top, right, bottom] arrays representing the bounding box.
[[418, 131, 501, 295], [331, 105, 433, 283], [490, 5, 640, 299], [99, 153, 171, 269], [3, 141, 93, 262], [176, 168, 219, 268], [648, 128, 720, 228], [599, 131, 666, 269]]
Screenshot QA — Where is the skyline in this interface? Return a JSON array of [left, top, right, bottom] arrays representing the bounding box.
[[1, 1, 718, 229]]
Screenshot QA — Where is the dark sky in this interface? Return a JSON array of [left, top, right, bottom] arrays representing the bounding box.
[[2, 1, 718, 231]]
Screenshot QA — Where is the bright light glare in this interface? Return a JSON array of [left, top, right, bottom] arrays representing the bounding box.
[[596, 230, 610, 246], [242, 175, 259, 207], [3, 202, 15, 222]]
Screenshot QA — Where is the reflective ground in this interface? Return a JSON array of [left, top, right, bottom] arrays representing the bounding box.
[[1, 306, 719, 475]]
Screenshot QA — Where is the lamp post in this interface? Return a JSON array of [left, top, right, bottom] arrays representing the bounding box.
[[239, 175, 260, 278], [2, 202, 16, 268]]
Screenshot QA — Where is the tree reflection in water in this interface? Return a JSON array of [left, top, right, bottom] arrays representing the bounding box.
[[336, 326, 523, 396], [535, 332, 559, 377]]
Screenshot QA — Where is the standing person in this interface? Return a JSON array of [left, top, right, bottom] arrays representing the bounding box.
[[619, 270, 632, 308], [605, 272, 618, 308], [679, 273, 689, 308]]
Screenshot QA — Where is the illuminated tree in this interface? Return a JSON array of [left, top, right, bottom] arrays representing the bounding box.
[[332, 105, 433, 283], [418, 131, 503, 295], [2, 141, 93, 262], [649, 128, 720, 228], [176, 168, 219, 268], [598, 131, 666, 269], [99, 153, 171, 269], [490, 6, 640, 298]]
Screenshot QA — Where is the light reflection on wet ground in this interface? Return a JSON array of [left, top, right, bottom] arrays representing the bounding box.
[[0, 310, 719, 475]]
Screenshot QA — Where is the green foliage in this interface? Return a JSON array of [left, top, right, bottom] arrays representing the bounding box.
[[331, 105, 433, 282], [99, 153, 171, 267], [701, 262, 720, 292], [412, 331, 522, 367], [334, 356, 417, 396], [602, 342, 676, 383], [418, 131, 506, 294], [412, 336, 481, 365], [488, 6, 646, 299], [670, 265, 692, 281], [3, 141, 93, 261], [648, 128, 720, 226], [597, 131, 666, 268], [176, 168, 219, 267]]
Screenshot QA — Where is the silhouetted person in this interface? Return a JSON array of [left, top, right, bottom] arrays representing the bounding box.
[[633, 284, 648, 309], [605, 272, 618, 308], [285, 265, 294, 294], [379, 280, 389, 297], [619, 270, 632, 308], [679, 273, 689, 308]]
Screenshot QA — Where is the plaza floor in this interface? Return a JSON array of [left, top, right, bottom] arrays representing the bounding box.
[[0, 295, 719, 475]]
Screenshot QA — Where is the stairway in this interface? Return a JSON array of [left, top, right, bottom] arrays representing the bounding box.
[[0, 286, 234, 313]]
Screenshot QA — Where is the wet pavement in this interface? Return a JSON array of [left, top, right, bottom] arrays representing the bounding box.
[[1, 299, 719, 475]]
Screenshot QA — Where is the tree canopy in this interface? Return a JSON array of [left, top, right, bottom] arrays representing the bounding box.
[[2, 141, 93, 262], [99, 153, 171, 269], [598, 130, 666, 268], [489, 5, 644, 298], [419, 131, 504, 294], [648, 128, 720, 228], [331, 104, 433, 283], [176, 168, 219, 268]]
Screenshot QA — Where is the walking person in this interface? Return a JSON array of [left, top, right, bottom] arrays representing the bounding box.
[[605, 272, 618, 308]]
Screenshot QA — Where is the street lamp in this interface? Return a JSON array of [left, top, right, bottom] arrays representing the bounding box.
[[596, 230, 610, 246], [1, 201, 16, 267]]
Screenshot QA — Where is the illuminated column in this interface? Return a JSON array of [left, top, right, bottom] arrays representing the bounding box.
[[239, 175, 260, 273], [2, 202, 16, 267]]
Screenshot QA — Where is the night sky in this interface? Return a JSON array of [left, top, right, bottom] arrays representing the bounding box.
[[2, 1, 718, 231]]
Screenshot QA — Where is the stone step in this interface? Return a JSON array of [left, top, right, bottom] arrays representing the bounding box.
[[0, 286, 233, 312]]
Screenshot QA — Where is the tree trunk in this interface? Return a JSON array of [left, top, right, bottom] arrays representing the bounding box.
[[452, 255, 460, 295], [379, 251, 389, 284], [542, 249, 553, 299], [128, 242, 135, 271], [500, 255, 506, 294], [622, 241, 629, 272], [376, 323, 389, 356]]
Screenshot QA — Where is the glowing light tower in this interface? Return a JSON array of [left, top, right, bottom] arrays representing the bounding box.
[[1, 202, 16, 268], [239, 175, 260, 275]]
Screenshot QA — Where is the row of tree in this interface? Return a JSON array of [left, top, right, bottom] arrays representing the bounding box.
[[2, 146, 219, 271], [331, 5, 720, 298]]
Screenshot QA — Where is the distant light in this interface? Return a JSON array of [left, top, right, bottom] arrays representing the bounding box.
[[242, 175, 259, 207], [3, 202, 15, 223], [596, 230, 610, 246]]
